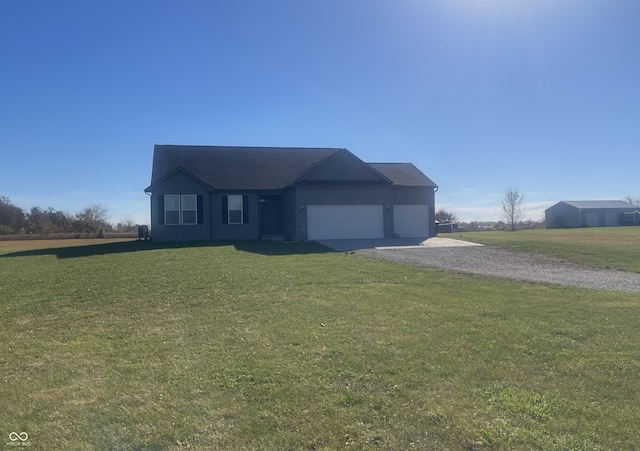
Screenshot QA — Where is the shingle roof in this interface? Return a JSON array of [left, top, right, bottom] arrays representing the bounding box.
[[561, 200, 635, 209], [150, 145, 340, 190], [148, 145, 436, 190], [368, 163, 437, 187]]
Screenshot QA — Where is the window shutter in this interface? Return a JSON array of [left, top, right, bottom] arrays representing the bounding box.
[[221, 195, 228, 224], [158, 195, 164, 225], [243, 195, 249, 224], [197, 195, 204, 224]]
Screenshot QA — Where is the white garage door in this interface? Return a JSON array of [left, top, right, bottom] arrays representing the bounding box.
[[394, 204, 429, 238], [307, 204, 384, 240]]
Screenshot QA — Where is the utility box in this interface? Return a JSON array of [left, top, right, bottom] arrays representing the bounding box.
[[137, 225, 149, 240]]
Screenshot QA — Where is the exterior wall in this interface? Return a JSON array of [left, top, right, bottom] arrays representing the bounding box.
[[210, 192, 260, 240], [392, 186, 436, 237], [580, 209, 628, 227], [281, 189, 297, 241], [294, 185, 394, 239], [546, 202, 634, 228], [605, 212, 618, 226], [546, 203, 580, 228], [584, 212, 599, 227], [149, 172, 436, 242], [293, 185, 436, 240], [149, 172, 210, 242]]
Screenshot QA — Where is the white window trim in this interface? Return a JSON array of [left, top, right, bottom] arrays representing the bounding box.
[[228, 194, 243, 225], [165, 194, 198, 226], [165, 194, 181, 226], [181, 194, 197, 225]]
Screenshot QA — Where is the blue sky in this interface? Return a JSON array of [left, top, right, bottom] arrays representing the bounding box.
[[2, 0, 639, 224]]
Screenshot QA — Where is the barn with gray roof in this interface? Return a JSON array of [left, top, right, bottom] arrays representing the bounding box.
[[144, 145, 438, 242], [545, 200, 639, 228]]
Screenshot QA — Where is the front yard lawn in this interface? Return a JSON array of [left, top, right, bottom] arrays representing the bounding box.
[[1, 239, 639, 449]]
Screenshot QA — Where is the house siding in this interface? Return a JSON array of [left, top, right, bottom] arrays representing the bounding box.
[[281, 189, 297, 241], [149, 180, 436, 242], [149, 172, 210, 242], [392, 186, 436, 237], [210, 193, 260, 240], [295, 185, 434, 240]]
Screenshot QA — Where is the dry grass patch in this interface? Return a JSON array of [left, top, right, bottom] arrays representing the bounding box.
[[0, 237, 136, 252]]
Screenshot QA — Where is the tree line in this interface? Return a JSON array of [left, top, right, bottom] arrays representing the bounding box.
[[0, 196, 137, 236]]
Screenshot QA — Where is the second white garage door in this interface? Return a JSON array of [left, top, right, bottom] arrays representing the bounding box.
[[393, 204, 429, 238], [307, 204, 384, 240]]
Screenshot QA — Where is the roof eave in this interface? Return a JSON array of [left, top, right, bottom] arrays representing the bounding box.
[[145, 167, 215, 193]]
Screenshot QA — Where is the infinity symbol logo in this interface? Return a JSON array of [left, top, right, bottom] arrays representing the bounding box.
[[9, 432, 28, 441]]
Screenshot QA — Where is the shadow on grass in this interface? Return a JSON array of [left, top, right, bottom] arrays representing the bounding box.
[[0, 239, 335, 259]]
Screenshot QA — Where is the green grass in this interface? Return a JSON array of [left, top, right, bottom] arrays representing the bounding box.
[[448, 227, 640, 272], [1, 238, 640, 449]]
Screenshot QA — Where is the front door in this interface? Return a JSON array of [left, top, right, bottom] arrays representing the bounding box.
[[260, 195, 282, 235]]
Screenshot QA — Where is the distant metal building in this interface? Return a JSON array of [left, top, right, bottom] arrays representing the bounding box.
[[436, 222, 458, 233], [545, 200, 638, 228]]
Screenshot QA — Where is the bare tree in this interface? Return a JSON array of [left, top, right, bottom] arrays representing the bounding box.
[[624, 195, 640, 206], [500, 186, 525, 231], [120, 214, 137, 232]]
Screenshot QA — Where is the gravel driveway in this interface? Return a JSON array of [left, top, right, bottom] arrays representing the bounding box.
[[357, 245, 640, 293]]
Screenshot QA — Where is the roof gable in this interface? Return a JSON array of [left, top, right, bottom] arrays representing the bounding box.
[[296, 149, 391, 184], [368, 163, 437, 187], [144, 166, 212, 192]]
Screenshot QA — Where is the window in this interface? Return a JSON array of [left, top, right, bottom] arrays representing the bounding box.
[[221, 195, 249, 225], [181, 195, 197, 225], [228, 195, 243, 224], [162, 194, 199, 225], [165, 195, 180, 225]]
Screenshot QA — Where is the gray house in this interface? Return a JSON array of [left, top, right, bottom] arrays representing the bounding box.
[[545, 200, 638, 228], [144, 145, 438, 242]]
